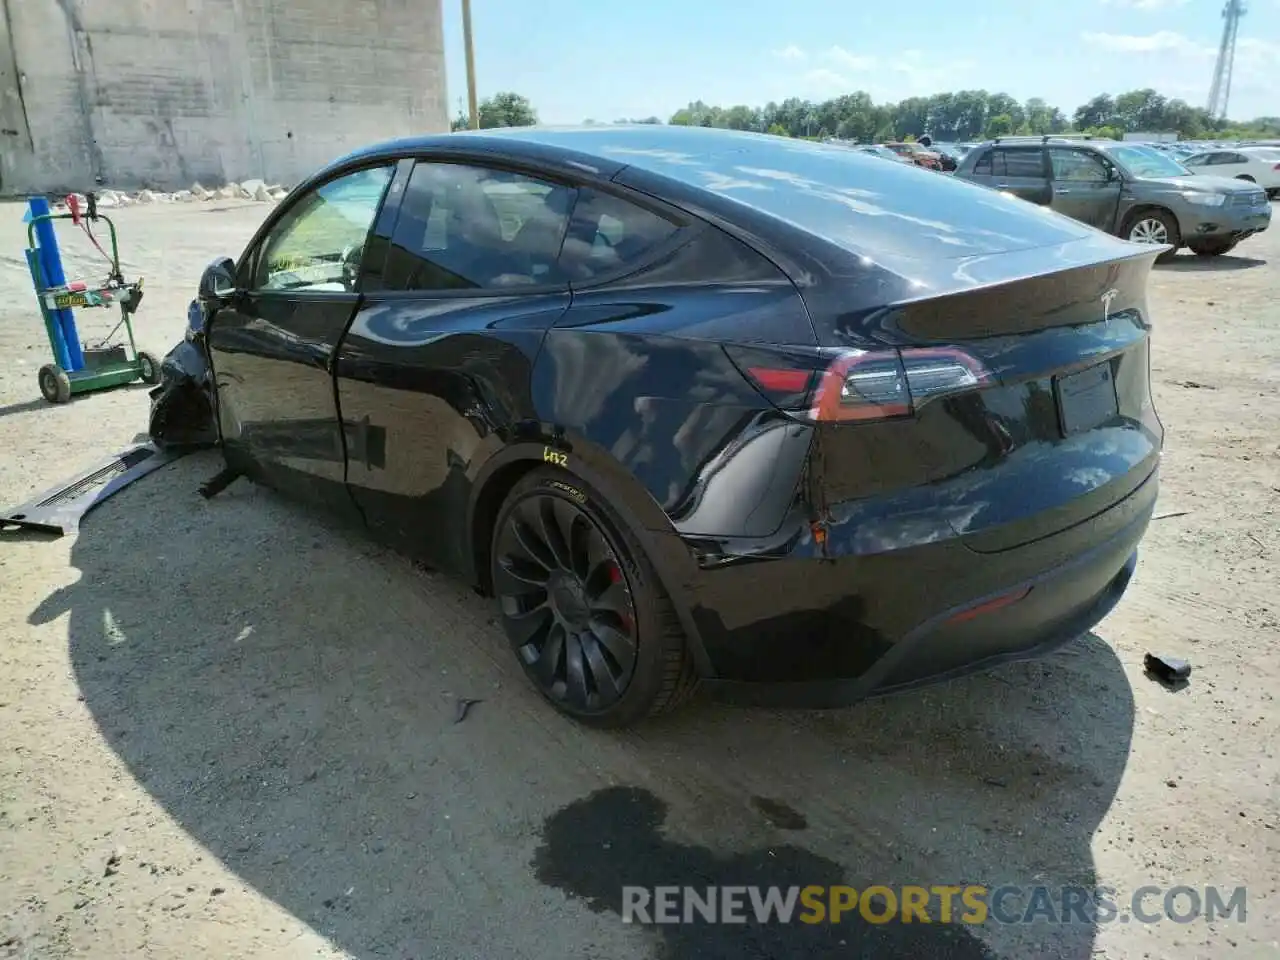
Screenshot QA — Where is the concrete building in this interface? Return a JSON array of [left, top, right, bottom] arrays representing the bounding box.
[[0, 0, 449, 195]]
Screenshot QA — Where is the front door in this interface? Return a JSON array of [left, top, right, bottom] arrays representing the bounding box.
[[1048, 147, 1123, 232], [336, 158, 576, 574], [207, 162, 395, 515]]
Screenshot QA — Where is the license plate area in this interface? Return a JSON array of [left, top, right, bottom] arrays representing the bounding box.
[[1055, 361, 1118, 436]]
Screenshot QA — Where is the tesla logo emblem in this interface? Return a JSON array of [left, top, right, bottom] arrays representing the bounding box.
[[1100, 288, 1119, 322]]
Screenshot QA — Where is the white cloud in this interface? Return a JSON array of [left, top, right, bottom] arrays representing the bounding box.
[[1079, 31, 1278, 81], [1076, 30, 1279, 117], [798, 68, 854, 96], [1238, 37, 1280, 58], [1081, 30, 1213, 55], [1099, 0, 1189, 10], [825, 46, 876, 72], [775, 45, 973, 102], [772, 45, 806, 61], [1234, 38, 1280, 86], [886, 49, 977, 96]]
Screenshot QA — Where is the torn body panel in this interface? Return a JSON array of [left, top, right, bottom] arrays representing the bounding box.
[[147, 302, 218, 450], [0, 442, 186, 536]]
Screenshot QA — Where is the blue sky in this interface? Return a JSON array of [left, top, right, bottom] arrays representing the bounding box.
[[441, 0, 1280, 125]]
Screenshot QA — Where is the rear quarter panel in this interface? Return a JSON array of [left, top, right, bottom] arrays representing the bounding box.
[[530, 223, 817, 540]]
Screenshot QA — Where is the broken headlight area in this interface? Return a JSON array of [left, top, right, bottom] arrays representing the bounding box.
[[148, 303, 218, 450]]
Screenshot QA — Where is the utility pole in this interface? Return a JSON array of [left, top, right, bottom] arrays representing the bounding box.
[[1207, 0, 1246, 122], [461, 0, 479, 129]]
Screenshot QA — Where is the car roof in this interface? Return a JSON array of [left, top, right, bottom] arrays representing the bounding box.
[[975, 138, 1112, 149], [335, 125, 1095, 264]]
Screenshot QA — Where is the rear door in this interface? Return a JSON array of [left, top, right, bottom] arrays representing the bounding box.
[[207, 162, 395, 515], [335, 158, 575, 573], [1210, 151, 1250, 176], [969, 146, 1051, 204], [1242, 148, 1280, 187], [1048, 147, 1123, 231], [992, 145, 1051, 205]]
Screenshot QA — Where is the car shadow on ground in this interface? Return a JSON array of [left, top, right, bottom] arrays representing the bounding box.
[[31, 451, 1136, 960], [1157, 253, 1266, 272]]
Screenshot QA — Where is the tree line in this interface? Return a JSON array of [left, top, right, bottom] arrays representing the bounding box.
[[671, 89, 1279, 142], [454, 89, 1280, 142]]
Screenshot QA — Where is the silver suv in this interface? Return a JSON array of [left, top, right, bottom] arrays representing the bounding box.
[[954, 136, 1271, 260]]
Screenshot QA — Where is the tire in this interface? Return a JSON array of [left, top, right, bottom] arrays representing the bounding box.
[[490, 466, 697, 727], [1188, 239, 1236, 257], [37, 364, 71, 403], [137, 350, 162, 384], [1122, 209, 1180, 263]]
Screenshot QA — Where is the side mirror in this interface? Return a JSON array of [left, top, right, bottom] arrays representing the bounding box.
[[198, 257, 238, 304]]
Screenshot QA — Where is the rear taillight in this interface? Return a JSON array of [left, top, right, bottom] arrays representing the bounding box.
[[727, 344, 992, 423], [810, 347, 991, 422], [1273, 162, 1280, 170], [745, 367, 811, 394], [810, 351, 909, 421]]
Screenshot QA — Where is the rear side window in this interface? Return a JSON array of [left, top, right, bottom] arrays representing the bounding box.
[[972, 149, 1042, 177], [382, 162, 574, 291], [997, 148, 1045, 178], [558, 189, 680, 282]]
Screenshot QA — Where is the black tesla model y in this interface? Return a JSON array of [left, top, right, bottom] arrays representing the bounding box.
[[184, 125, 1164, 727]]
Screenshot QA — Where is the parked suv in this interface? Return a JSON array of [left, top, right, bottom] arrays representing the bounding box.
[[954, 136, 1271, 259]]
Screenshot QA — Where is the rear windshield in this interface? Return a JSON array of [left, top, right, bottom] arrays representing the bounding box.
[[605, 137, 1091, 261]]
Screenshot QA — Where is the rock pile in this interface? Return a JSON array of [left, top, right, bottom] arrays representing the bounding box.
[[57, 181, 290, 209]]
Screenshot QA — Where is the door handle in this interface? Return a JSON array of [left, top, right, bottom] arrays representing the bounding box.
[[1055, 188, 1071, 195], [995, 183, 1009, 189]]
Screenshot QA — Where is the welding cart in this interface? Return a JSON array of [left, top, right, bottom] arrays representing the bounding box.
[[24, 193, 161, 403]]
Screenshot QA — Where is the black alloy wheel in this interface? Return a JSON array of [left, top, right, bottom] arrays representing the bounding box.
[[493, 482, 641, 715]]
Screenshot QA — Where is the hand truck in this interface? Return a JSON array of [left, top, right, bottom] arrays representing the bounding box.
[[24, 193, 161, 403]]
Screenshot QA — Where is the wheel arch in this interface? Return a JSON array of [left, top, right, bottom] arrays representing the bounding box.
[[465, 437, 716, 678], [1119, 204, 1182, 251], [1120, 202, 1177, 228]]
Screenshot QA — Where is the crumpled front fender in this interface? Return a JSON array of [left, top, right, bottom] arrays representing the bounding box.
[[148, 301, 218, 450]]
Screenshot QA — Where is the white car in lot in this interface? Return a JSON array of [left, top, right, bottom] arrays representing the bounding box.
[[1182, 147, 1280, 198]]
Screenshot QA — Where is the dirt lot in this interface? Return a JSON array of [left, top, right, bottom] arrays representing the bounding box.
[[0, 199, 1276, 960]]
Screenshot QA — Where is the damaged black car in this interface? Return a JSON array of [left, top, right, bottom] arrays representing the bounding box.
[[152, 125, 1164, 727]]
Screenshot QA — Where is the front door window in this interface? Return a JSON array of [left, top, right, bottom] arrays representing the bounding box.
[[255, 165, 394, 292]]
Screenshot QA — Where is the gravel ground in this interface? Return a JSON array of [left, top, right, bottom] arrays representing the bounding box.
[[0, 200, 1277, 960]]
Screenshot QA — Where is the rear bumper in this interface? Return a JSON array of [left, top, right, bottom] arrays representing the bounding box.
[[673, 467, 1157, 708], [703, 543, 1138, 709]]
